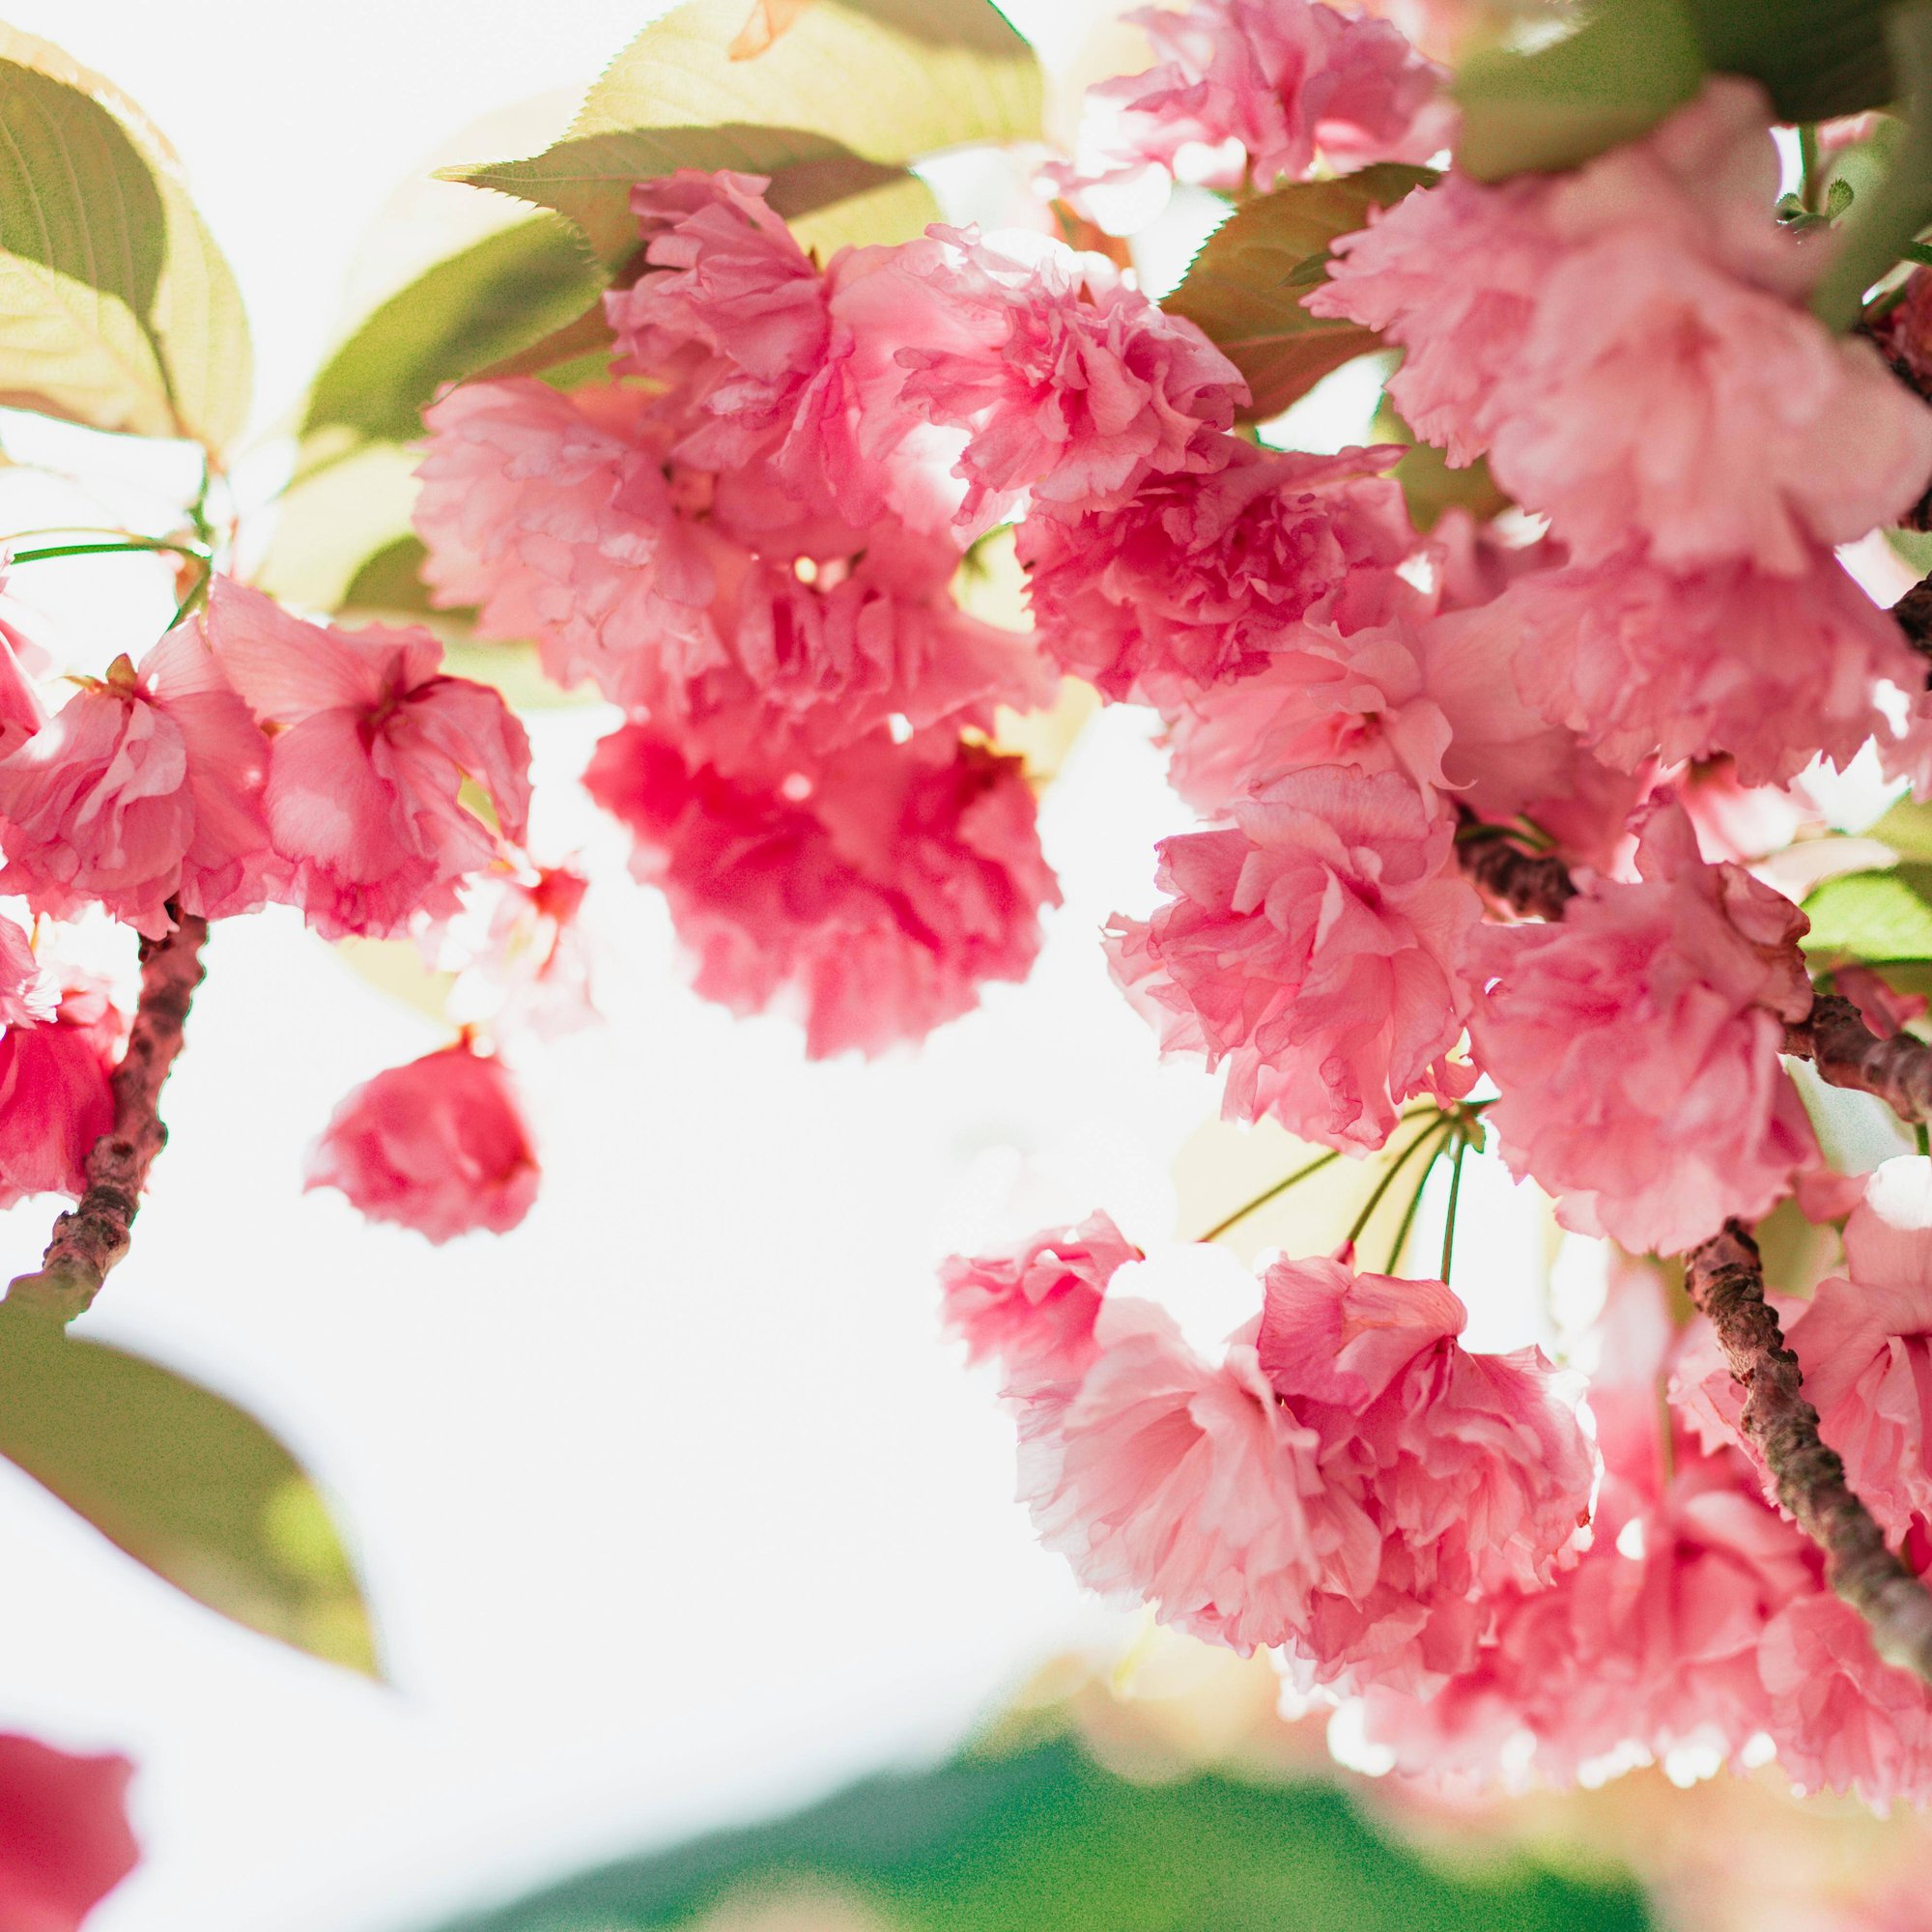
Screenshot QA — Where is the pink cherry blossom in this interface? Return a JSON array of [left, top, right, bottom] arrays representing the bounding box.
[[1064, 0, 1448, 216], [892, 227, 1244, 529], [938, 1211, 1140, 1391], [1310, 82, 1932, 564], [583, 724, 1059, 1058], [1108, 766, 1477, 1151], [0, 913, 52, 1030], [1018, 439, 1420, 705], [1256, 1256, 1593, 1692], [0, 568, 45, 760], [1759, 1591, 1932, 1805], [1784, 1160, 1932, 1545], [0, 1733, 139, 1932], [1492, 547, 1918, 787], [0, 624, 276, 937], [1019, 1293, 1380, 1656], [203, 580, 530, 941], [1834, 965, 1930, 1043], [1465, 801, 1818, 1254], [0, 977, 120, 1208], [432, 862, 599, 1040], [305, 1041, 539, 1243]]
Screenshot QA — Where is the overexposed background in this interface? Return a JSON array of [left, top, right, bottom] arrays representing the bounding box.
[[0, 6, 1559, 1928]]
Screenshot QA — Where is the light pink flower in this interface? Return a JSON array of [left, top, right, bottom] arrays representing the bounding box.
[[1785, 1160, 1932, 1545], [203, 581, 530, 941], [893, 228, 1244, 529], [1493, 547, 1918, 788], [0, 1732, 139, 1932], [1256, 1256, 1592, 1691], [0, 625, 276, 937], [1019, 439, 1419, 705], [305, 1041, 539, 1243], [1760, 1591, 1932, 1805], [583, 724, 1059, 1058], [1834, 966, 1930, 1043], [0, 913, 51, 1030], [433, 862, 598, 1040], [1065, 0, 1448, 213], [1465, 801, 1818, 1253], [1674, 758, 1821, 865], [0, 566, 45, 759], [1310, 82, 1932, 564], [0, 977, 120, 1208], [1020, 1294, 1380, 1656], [1159, 620, 1451, 812], [938, 1212, 1140, 1391], [1108, 766, 1477, 1151]]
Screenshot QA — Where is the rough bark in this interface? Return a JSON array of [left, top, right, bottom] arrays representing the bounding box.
[[1686, 1220, 1932, 1685], [7, 912, 209, 1324], [1786, 991, 1932, 1124]]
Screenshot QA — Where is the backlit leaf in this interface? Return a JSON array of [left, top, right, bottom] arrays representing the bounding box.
[[1163, 167, 1435, 422], [0, 1311, 378, 1674], [1802, 865, 1932, 961]]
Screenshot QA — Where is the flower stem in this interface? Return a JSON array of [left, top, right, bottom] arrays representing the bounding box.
[[9, 538, 206, 567], [1345, 1119, 1449, 1252], [1438, 1132, 1469, 1285]]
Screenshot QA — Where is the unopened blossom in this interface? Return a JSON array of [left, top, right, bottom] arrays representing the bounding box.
[[938, 1211, 1140, 1391], [1063, 0, 1448, 217], [0, 624, 276, 937], [1257, 1256, 1593, 1691], [306, 1041, 539, 1243], [1108, 766, 1477, 1151], [583, 724, 1059, 1058], [1492, 547, 1918, 787], [0, 1734, 139, 1932], [1310, 82, 1932, 565], [1784, 1160, 1932, 1545], [1020, 1293, 1380, 1656], [893, 227, 1244, 529], [1019, 440, 1420, 705], [0, 977, 119, 1208], [1465, 802, 1817, 1254], [203, 581, 530, 941]]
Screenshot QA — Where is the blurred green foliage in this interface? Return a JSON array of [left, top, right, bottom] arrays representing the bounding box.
[[438, 1737, 1650, 1932]]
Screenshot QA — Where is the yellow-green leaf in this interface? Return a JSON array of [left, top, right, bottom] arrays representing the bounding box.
[[1802, 866, 1932, 961], [1162, 167, 1435, 423], [0, 1312, 379, 1675], [450, 0, 1040, 264], [0, 251, 174, 437]]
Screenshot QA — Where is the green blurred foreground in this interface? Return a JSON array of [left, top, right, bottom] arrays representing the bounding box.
[[438, 1737, 1650, 1932]]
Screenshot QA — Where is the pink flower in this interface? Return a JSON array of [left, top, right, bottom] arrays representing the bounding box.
[[305, 1041, 539, 1243], [0, 978, 120, 1208], [1493, 548, 1918, 787], [1065, 0, 1448, 213], [0, 913, 52, 1030], [583, 724, 1060, 1058], [432, 862, 599, 1040], [1019, 440, 1420, 705], [1834, 966, 1930, 1043], [1256, 1256, 1593, 1691], [0, 1733, 139, 1932], [1108, 766, 1477, 1151], [1465, 801, 1818, 1253], [0, 625, 276, 937], [893, 228, 1244, 528], [1785, 1160, 1932, 1545], [1159, 621, 1451, 811], [1310, 83, 1932, 564], [1019, 1293, 1380, 1656], [938, 1212, 1140, 1391], [0, 567, 45, 760], [1759, 1591, 1932, 1805], [203, 581, 530, 941]]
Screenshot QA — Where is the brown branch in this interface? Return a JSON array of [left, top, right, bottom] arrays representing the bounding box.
[[1454, 817, 1578, 921], [1785, 991, 1932, 1124], [7, 911, 209, 1324], [1686, 1220, 1932, 1685]]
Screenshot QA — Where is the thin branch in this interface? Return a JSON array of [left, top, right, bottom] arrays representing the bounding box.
[[1786, 991, 1932, 1124], [1686, 1219, 1932, 1686], [1455, 811, 1578, 920], [6, 912, 209, 1324]]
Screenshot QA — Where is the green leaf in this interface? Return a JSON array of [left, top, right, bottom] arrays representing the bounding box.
[[1454, 0, 1706, 183], [1873, 797, 1932, 860], [301, 214, 609, 448], [1802, 865, 1932, 959], [449, 0, 1040, 264], [1371, 397, 1511, 532], [1681, 0, 1900, 123], [1162, 167, 1435, 422], [0, 1312, 379, 1674], [0, 27, 250, 446]]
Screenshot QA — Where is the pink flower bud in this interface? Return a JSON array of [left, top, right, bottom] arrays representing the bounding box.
[[0, 1734, 138, 1932]]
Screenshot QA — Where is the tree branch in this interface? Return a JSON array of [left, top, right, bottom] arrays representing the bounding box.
[[1686, 1220, 1932, 1685], [1455, 817, 1578, 921], [1785, 991, 1932, 1124], [7, 911, 209, 1324]]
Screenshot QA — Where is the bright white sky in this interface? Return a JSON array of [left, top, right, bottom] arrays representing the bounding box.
[[0, 7, 1568, 1928]]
